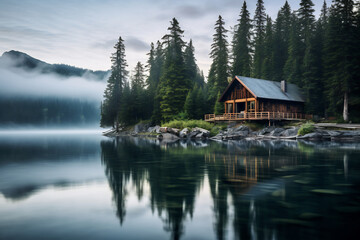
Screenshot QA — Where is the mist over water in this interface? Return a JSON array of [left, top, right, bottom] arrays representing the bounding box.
[[0, 59, 107, 101], [0, 55, 107, 127]]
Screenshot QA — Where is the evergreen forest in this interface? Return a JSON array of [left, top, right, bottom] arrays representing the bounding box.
[[101, 0, 360, 128]]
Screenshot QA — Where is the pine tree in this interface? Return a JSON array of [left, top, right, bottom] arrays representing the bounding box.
[[101, 36, 128, 129], [253, 0, 266, 78], [214, 91, 224, 115], [298, 0, 315, 45], [261, 16, 273, 79], [184, 89, 196, 119], [232, 1, 252, 77], [130, 62, 146, 122], [208, 15, 230, 111], [324, 0, 358, 121], [150, 41, 164, 123], [303, 20, 325, 115], [157, 18, 190, 122], [283, 13, 303, 85], [272, 1, 291, 81], [184, 40, 197, 86]]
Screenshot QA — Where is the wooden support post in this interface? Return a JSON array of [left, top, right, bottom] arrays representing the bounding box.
[[233, 100, 235, 114]]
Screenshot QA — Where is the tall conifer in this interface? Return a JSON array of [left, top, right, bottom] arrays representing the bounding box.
[[232, 1, 252, 77], [158, 18, 190, 121], [101, 36, 128, 129], [208, 15, 229, 105], [253, 0, 266, 78]]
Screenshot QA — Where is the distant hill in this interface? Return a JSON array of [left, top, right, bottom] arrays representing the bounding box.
[[0, 50, 110, 81]]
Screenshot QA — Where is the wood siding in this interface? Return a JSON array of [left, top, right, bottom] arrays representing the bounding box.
[[258, 99, 303, 113], [222, 80, 254, 101]]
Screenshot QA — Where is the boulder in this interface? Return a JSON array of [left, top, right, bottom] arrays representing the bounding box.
[[179, 128, 189, 138], [281, 128, 299, 137], [269, 128, 285, 137], [160, 133, 180, 141], [258, 126, 276, 136], [147, 125, 160, 133], [188, 130, 200, 139], [297, 132, 323, 140], [134, 122, 151, 133], [210, 134, 223, 141], [168, 127, 180, 135], [191, 127, 210, 138]]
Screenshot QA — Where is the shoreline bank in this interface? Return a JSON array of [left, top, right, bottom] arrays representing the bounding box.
[[104, 123, 360, 143]]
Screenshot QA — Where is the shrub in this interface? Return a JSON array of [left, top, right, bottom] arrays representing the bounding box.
[[298, 122, 315, 136], [162, 119, 213, 131]]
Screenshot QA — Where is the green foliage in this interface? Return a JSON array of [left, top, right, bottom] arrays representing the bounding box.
[[298, 122, 315, 135], [101, 36, 128, 128], [208, 15, 230, 108], [253, 0, 266, 78], [162, 119, 214, 131], [214, 91, 224, 115], [232, 2, 252, 77], [272, 1, 291, 81], [158, 18, 191, 122]]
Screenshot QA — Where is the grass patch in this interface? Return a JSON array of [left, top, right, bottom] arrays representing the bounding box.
[[162, 119, 213, 131], [298, 122, 315, 136], [162, 119, 226, 136]]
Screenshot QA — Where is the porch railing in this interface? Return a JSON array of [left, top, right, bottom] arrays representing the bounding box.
[[204, 112, 311, 122]]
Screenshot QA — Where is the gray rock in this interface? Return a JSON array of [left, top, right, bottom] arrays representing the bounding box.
[[227, 125, 250, 137], [134, 122, 151, 133], [270, 128, 285, 137], [297, 132, 323, 140], [195, 132, 205, 138], [168, 127, 180, 135], [281, 128, 299, 137], [259, 126, 276, 135], [210, 134, 223, 141], [147, 125, 160, 133], [179, 128, 189, 138], [160, 133, 180, 141], [188, 130, 200, 139], [192, 127, 210, 137]]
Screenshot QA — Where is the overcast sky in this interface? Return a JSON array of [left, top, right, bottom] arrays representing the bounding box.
[[0, 0, 330, 77]]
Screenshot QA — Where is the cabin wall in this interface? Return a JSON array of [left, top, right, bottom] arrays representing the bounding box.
[[223, 81, 254, 101], [258, 99, 304, 113]]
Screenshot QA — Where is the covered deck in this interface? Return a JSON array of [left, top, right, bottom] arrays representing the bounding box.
[[205, 112, 309, 122]]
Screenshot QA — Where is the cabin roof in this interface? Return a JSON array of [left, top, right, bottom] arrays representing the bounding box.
[[219, 76, 304, 102]]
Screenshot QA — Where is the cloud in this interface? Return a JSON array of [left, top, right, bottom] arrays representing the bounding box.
[[124, 36, 150, 52], [176, 5, 205, 19], [0, 26, 57, 39], [0, 63, 106, 101], [91, 39, 116, 49]]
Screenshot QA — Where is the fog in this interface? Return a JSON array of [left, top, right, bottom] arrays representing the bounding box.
[[0, 60, 107, 101]]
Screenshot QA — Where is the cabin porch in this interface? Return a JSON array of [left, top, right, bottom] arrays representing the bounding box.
[[204, 112, 310, 122]]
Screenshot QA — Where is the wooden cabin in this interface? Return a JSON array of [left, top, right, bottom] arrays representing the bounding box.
[[205, 76, 307, 122]]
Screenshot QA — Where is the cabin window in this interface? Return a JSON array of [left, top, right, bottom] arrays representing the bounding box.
[[247, 101, 255, 112]]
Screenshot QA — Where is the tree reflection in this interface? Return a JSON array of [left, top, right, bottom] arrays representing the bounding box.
[[100, 138, 360, 240], [101, 137, 205, 239]]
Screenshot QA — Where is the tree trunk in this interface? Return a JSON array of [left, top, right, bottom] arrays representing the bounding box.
[[343, 91, 349, 122]]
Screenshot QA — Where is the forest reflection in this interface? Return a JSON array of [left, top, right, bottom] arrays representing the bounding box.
[[100, 137, 359, 240]]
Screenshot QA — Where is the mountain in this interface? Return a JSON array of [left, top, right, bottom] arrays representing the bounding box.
[[0, 50, 110, 81]]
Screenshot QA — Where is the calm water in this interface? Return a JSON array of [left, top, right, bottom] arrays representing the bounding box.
[[0, 131, 360, 240]]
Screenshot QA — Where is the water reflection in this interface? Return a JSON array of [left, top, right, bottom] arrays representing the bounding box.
[[101, 137, 360, 240], [0, 132, 105, 200]]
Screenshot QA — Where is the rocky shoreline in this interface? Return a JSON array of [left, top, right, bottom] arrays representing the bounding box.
[[104, 123, 360, 142]]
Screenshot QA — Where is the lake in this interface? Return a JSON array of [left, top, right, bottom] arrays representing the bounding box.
[[0, 130, 359, 240]]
